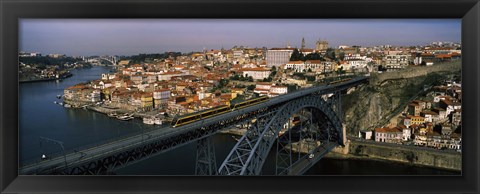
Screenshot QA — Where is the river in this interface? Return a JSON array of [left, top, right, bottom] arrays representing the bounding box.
[[19, 66, 458, 175]]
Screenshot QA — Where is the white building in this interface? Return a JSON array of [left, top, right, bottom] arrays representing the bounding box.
[[358, 130, 373, 140], [268, 86, 288, 97], [285, 60, 330, 73], [266, 48, 294, 67], [153, 89, 170, 100], [254, 83, 271, 96], [285, 61, 305, 72], [153, 89, 170, 109], [402, 128, 412, 141], [241, 68, 271, 80], [101, 74, 116, 80], [345, 59, 367, 71], [233, 50, 244, 59], [375, 127, 403, 143]]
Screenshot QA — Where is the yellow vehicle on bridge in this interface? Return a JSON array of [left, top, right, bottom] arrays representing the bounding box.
[[171, 96, 269, 128]]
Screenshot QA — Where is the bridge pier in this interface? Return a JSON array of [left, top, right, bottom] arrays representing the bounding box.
[[195, 136, 217, 175]]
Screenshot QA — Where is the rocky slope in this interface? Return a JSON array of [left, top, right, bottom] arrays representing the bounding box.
[[341, 61, 461, 136]]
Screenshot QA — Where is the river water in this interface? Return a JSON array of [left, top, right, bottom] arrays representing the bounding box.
[[19, 66, 458, 175]]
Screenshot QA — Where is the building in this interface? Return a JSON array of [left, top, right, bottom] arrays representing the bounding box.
[[375, 127, 403, 143], [421, 110, 439, 123], [345, 58, 367, 71], [439, 99, 461, 116], [450, 110, 461, 126], [158, 71, 185, 81], [285, 61, 305, 72], [233, 49, 244, 59], [241, 68, 271, 80], [266, 48, 294, 67], [408, 103, 422, 116], [315, 40, 328, 51], [358, 130, 373, 140], [285, 60, 331, 73], [153, 89, 171, 109], [268, 86, 288, 97], [409, 115, 425, 125], [101, 74, 116, 80], [384, 54, 409, 71], [89, 89, 102, 102], [254, 82, 271, 96]]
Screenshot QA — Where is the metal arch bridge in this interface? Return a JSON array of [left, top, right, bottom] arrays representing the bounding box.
[[85, 56, 117, 65], [19, 77, 369, 175]]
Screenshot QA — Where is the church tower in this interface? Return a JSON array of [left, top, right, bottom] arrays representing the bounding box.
[[301, 37, 305, 50]]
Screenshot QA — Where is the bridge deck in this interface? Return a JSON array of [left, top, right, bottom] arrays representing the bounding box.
[[287, 141, 338, 175]]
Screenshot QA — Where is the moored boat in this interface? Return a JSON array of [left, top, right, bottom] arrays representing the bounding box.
[[143, 117, 155, 125], [117, 115, 134, 121], [154, 117, 162, 125]]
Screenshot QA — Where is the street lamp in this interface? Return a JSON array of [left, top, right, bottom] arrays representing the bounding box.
[[39, 136, 68, 169]]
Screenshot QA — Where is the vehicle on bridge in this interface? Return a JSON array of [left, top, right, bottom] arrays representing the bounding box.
[[171, 96, 269, 128], [328, 78, 353, 85]]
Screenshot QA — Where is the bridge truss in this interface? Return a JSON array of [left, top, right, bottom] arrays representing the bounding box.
[[217, 94, 343, 175]]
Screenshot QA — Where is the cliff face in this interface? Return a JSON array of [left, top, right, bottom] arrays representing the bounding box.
[[341, 61, 461, 136]]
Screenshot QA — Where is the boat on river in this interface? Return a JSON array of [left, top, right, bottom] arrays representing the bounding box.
[[154, 117, 162, 125], [117, 115, 134, 121], [117, 113, 134, 121], [143, 117, 155, 125]]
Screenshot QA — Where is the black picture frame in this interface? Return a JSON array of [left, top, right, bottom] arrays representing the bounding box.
[[1, 0, 479, 193]]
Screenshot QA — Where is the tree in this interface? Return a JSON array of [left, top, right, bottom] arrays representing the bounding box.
[[306, 76, 315, 82], [339, 52, 345, 61], [326, 48, 336, 60], [289, 48, 305, 61], [304, 53, 323, 61], [287, 84, 298, 92], [336, 66, 345, 75]]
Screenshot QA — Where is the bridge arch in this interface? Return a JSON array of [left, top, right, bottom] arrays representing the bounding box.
[[218, 95, 343, 175]]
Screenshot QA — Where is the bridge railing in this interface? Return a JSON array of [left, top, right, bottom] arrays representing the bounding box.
[[20, 124, 164, 168]]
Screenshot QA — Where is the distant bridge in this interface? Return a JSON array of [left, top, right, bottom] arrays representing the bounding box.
[[85, 56, 117, 66], [19, 77, 369, 175]]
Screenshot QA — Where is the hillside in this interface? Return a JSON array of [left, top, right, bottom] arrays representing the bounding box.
[[341, 61, 461, 136]]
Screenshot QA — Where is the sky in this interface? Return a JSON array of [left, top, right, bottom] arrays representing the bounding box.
[[19, 19, 461, 56]]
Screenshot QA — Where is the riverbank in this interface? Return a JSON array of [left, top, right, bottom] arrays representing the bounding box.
[[326, 139, 461, 172], [20, 72, 73, 83], [219, 128, 461, 172], [87, 105, 164, 121]]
